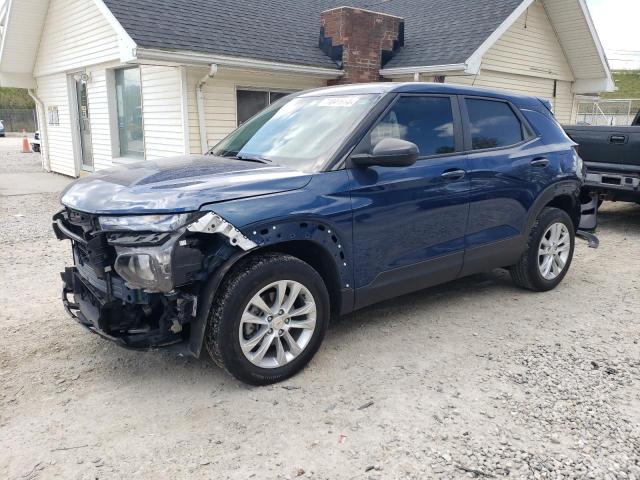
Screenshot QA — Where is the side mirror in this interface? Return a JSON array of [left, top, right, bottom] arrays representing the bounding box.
[[351, 138, 419, 168]]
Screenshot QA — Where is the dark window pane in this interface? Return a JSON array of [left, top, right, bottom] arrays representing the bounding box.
[[466, 99, 523, 150], [269, 91, 290, 103], [369, 96, 455, 156], [237, 90, 269, 125]]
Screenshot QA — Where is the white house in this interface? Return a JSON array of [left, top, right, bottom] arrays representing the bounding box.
[[0, 0, 613, 177]]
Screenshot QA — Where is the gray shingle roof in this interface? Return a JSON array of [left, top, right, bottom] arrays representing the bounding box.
[[103, 0, 524, 70]]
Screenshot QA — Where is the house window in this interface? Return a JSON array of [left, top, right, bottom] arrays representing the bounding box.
[[236, 89, 292, 126], [115, 67, 144, 158]]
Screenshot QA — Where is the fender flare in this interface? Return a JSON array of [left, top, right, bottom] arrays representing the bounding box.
[[525, 180, 581, 235]]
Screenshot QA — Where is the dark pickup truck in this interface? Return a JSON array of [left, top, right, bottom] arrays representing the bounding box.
[[565, 110, 640, 208]]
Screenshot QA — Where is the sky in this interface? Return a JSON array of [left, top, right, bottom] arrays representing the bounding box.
[[586, 0, 640, 70]]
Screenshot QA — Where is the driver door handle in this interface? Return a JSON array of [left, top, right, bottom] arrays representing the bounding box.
[[441, 168, 466, 180], [609, 135, 627, 144]]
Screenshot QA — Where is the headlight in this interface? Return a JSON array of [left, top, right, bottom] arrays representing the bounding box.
[[113, 239, 176, 293], [115, 252, 172, 292], [99, 213, 194, 232]]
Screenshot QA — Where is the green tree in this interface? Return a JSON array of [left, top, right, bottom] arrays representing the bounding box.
[[0, 87, 35, 109], [603, 71, 640, 99]]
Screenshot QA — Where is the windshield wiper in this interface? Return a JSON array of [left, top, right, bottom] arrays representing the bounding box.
[[234, 154, 272, 164]]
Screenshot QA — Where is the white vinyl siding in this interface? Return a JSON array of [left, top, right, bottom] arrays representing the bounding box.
[[33, 0, 121, 77], [553, 79, 575, 124], [388, 3, 578, 123], [0, 0, 48, 75], [35, 74, 75, 177], [541, 0, 607, 80], [140, 65, 186, 159], [482, 0, 574, 82], [35, 63, 118, 176], [444, 0, 578, 124], [185, 68, 326, 154]]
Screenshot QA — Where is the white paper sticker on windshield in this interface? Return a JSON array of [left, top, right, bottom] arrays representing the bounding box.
[[318, 96, 360, 107]]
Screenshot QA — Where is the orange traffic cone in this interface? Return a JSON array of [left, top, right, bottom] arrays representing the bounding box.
[[22, 129, 31, 153]]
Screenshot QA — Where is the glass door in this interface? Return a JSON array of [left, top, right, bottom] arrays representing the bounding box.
[[74, 76, 94, 170]]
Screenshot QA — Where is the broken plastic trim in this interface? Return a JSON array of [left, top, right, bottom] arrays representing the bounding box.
[[187, 212, 257, 251]]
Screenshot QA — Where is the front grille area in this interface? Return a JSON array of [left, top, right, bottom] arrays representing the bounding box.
[[74, 247, 108, 291], [55, 208, 146, 304], [73, 246, 149, 304], [66, 208, 99, 236]]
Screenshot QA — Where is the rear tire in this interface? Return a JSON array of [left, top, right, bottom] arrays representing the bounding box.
[[205, 253, 330, 385], [510, 207, 575, 292]]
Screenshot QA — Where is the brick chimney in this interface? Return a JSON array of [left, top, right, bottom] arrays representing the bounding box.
[[320, 6, 404, 85]]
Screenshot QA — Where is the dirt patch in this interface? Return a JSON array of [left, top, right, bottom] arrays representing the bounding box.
[[1, 144, 639, 479]]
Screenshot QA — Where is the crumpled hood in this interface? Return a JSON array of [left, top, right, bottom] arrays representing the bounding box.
[[60, 155, 312, 214]]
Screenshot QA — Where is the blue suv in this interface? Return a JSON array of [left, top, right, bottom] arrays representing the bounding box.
[[54, 83, 585, 384]]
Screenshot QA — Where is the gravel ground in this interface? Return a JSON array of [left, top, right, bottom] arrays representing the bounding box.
[[1, 138, 639, 479]]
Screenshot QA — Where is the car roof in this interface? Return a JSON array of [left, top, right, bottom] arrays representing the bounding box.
[[299, 82, 543, 110]]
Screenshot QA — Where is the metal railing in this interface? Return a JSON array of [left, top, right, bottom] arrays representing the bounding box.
[[576, 99, 640, 126], [0, 108, 37, 132]]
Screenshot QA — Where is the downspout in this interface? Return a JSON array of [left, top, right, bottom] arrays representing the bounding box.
[[28, 89, 50, 172], [196, 64, 218, 154]]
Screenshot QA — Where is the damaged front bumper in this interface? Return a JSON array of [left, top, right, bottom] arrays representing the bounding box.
[[53, 208, 252, 356], [61, 266, 193, 352]]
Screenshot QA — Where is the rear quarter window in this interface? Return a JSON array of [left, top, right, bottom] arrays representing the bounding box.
[[521, 109, 571, 145], [466, 99, 524, 150]]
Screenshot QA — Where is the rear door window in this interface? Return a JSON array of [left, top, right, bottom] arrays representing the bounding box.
[[368, 96, 456, 157], [465, 98, 524, 150]]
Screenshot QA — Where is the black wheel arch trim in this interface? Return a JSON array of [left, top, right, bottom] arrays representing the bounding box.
[[525, 180, 582, 235], [188, 217, 354, 358]]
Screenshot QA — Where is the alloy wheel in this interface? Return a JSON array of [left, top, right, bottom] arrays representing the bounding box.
[[238, 280, 317, 368], [538, 222, 571, 280]]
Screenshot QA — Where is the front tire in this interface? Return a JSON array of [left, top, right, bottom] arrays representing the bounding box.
[[510, 207, 575, 292], [205, 253, 330, 385]]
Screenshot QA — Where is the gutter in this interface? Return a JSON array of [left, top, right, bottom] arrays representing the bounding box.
[[380, 63, 473, 78], [196, 64, 218, 154], [134, 48, 343, 79], [28, 89, 50, 171]]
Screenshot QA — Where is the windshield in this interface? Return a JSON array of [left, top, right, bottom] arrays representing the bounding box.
[[210, 94, 380, 172]]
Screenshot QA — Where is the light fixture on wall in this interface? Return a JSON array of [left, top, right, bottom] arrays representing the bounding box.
[[72, 72, 91, 83]]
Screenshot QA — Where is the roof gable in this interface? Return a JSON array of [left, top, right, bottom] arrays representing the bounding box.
[[0, 0, 49, 85], [481, 0, 575, 81], [0, 0, 136, 85], [542, 0, 614, 92], [34, 0, 123, 76]]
